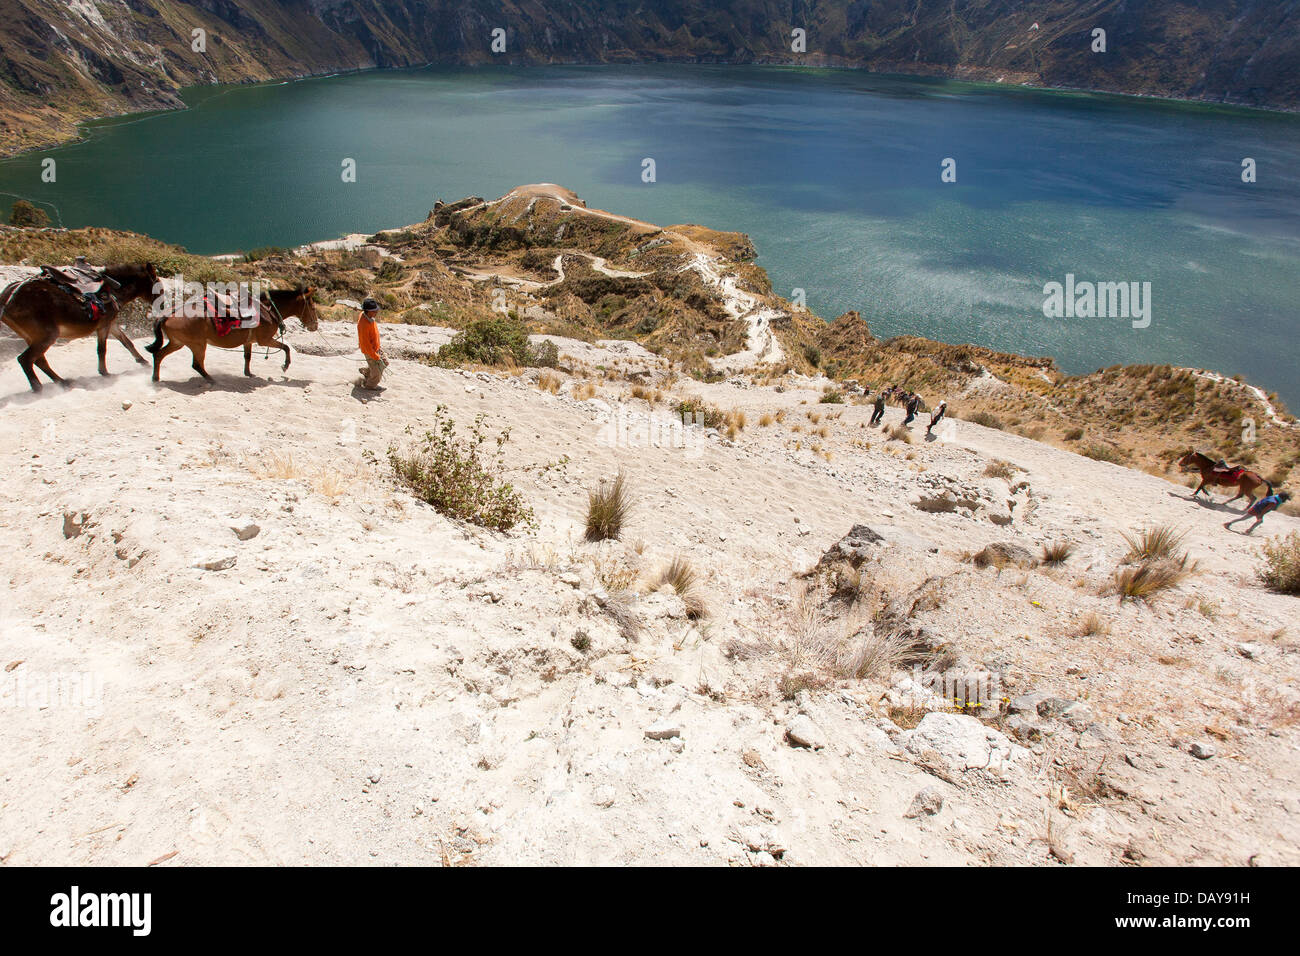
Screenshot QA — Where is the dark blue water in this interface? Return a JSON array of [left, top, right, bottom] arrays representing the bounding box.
[[2, 65, 1297, 405]]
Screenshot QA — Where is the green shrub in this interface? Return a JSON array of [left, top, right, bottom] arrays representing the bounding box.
[[819, 390, 844, 404], [8, 199, 49, 227], [385, 407, 534, 532], [803, 344, 822, 367], [531, 338, 560, 368], [436, 315, 532, 366]]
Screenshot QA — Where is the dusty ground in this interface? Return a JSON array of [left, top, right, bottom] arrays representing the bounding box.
[[0, 321, 1297, 866]]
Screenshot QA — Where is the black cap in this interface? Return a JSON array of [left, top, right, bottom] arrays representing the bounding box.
[[362, 298, 380, 312]]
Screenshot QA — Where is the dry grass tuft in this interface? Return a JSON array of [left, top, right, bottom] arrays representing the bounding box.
[[1122, 525, 1188, 564], [1258, 531, 1300, 594], [1041, 540, 1075, 566], [658, 556, 707, 619], [585, 472, 632, 542]]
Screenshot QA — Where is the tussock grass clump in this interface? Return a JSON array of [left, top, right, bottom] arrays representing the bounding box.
[[819, 390, 844, 404], [1072, 611, 1110, 637], [385, 407, 534, 532], [1122, 525, 1187, 564], [675, 398, 726, 430], [574, 381, 598, 401], [1112, 524, 1197, 602], [984, 459, 1020, 480], [658, 556, 707, 619], [1041, 540, 1075, 566], [1113, 554, 1196, 602], [887, 424, 912, 443], [758, 412, 776, 427], [536, 371, 562, 394], [1258, 532, 1300, 594], [585, 472, 632, 542]]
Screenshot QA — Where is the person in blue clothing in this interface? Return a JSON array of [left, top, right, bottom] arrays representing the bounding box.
[[1224, 486, 1291, 534]]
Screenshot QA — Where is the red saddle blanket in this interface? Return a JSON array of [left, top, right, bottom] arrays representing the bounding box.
[[205, 293, 261, 337]]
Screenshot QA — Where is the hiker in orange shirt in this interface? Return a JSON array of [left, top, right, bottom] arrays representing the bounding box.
[[357, 298, 387, 390]]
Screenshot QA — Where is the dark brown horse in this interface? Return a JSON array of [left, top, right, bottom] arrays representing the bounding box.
[[1178, 450, 1267, 507], [0, 263, 159, 391], [146, 287, 319, 382]]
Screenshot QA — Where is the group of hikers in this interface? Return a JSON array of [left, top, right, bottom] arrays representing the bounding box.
[[867, 383, 947, 437]]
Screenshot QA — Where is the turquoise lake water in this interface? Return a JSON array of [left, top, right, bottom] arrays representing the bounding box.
[[2, 65, 1297, 405]]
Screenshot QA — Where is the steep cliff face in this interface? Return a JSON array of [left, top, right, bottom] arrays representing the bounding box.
[[2, 0, 1297, 153]]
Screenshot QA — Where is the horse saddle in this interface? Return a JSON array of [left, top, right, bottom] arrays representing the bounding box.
[[206, 292, 262, 337], [40, 262, 113, 297]]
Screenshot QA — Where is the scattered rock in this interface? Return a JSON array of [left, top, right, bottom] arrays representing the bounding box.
[[1037, 697, 1073, 719], [62, 512, 89, 539], [907, 712, 1023, 771], [971, 542, 1035, 569], [1008, 692, 1046, 716], [1190, 741, 1216, 760], [195, 555, 237, 572], [1236, 643, 1261, 660], [903, 785, 944, 818], [593, 785, 616, 808], [644, 719, 682, 741], [1062, 702, 1095, 731], [230, 520, 261, 541], [785, 714, 827, 750], [816, 524, 885, 569]]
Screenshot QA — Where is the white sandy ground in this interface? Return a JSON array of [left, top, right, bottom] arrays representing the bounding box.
[[0, 321, 1297, 866]]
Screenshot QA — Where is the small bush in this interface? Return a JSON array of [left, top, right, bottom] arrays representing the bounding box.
[[1083, 444, 1125, 464], [531, 338, 560, 368], [536, 371, 562, 393], [819, 390, 844, 404], [571, 631, 592, 653], [8, 199, 49, 227], [1064, 427, 1084, 441], [1258, 532, 1300, 594], [585, 472, 632, 542], [964, 411, 1004, 430], [436, 315, 531, 366], [386, 407, 534, 532], [803, 344, 821, 367]]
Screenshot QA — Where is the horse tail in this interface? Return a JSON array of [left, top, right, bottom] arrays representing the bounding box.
[[144, 313, 166, 354]]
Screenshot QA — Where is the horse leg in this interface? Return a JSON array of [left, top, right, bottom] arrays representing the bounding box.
[[112, 322, 149, 366], [151, 337, 184, 382], [190, 341, 214, 382], [278, 342, 291, 372], [97, 326, 110, 376], [1193, 478, 1206, 497], [17, 329, 61, 391], [244, 343, 253, 377]]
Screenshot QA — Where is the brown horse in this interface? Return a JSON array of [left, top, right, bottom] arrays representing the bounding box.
[[0, 263, 159, 391], [1177, 450, 1267, 507], [146, 287, 319, 383]]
